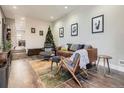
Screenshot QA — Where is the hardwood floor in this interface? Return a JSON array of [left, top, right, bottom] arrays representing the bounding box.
[[8, 60, 43, 88], [8, 51, 124, 88], [56, 69, 124, 88]]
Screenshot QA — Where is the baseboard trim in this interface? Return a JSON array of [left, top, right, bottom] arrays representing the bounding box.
[[98, 63, 124, 72]]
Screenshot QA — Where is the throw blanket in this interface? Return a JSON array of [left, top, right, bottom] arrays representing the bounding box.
[[70, 49, 89, 69]]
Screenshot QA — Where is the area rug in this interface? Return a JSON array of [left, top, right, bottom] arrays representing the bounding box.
[[29, 60, 72, 88]]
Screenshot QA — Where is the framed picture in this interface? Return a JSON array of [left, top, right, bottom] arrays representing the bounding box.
[[39, 30, 43, 36], [31, 28, 35, 33], [71, 23, 78, 36], [59, 27, 64, 37], [92, 15, 104, 33]]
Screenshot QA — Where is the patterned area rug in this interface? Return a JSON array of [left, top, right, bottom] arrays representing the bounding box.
[[27, 59, 124, 88], [29, 60, 72, 88]]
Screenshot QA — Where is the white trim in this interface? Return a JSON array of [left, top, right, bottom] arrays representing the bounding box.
[[98, 62, 124, 72], [110, 64, 124, 72]]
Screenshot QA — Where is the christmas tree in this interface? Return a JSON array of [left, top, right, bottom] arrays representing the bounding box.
[[44, 26, 55, 48]]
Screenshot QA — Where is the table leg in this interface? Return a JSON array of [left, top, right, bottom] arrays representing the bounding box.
[[106, 59, 110, 73], [51, 61, 53, 71], [96, 57, 100, 70], [103, 58, 106, 76]]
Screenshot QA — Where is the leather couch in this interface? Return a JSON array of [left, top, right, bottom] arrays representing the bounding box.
[[27, 48, 43, 56], [27, 43, 55, 56], [56, 44, 97, 64]]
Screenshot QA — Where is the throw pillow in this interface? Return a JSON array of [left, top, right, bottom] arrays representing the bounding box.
[[61, 47, 67, 51], [84, 44, 92, 49], [64, 45, 68, 49], [67, 43, 72, 51], [61, 45, 68, 51], [60, 44, 68, 51], [78, 44, 85, 49], [57, 46, 61, 50], [70, 44, 79, 51]]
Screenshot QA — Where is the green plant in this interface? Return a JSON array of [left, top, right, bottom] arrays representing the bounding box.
[[0, 45, 2, 51], [5, 40, 11, 51]]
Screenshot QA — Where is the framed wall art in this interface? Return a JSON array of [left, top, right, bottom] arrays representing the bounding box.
[[59, 27, 64, 37], [92, 15, 104, 33], [71, 23, 78, 36], [39, 30, 43, 36], [31, 28, 35, 33]]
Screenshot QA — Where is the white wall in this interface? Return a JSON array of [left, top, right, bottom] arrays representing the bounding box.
[[25, 17, 51, 49], [53, 6, 124, 71], [0, 10, 2, 50]]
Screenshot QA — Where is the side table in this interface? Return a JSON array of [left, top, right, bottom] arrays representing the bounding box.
[[97, 55, 112, 75]]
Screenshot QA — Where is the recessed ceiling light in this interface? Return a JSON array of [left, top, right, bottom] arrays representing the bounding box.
[[21, 17, 25, 20], [64, 6, 68, 9], [50, 16, 54, 19], [13, 6, 17, 9]]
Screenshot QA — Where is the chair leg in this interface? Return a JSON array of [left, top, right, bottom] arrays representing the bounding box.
[[103, 58, 106, 76], [55, 62, 62, 75], [62, 62, 82, 87], [81, 68, 88, 77], [71, 72, 82, 87], [65, 66, 82, 87]]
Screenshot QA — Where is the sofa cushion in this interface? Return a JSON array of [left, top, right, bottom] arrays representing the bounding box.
[[67, 43, 72, 51], [57, 50, 73, 57], [78, 44, 85, 49], [70, 44, 80, 51], [60, 45, 68, 51], [27, 48, 42, 56], [69, 44, 85, 51], [84, 45, 92, 49], [56, 46, 61, 50], [61, 47, 67, 51]]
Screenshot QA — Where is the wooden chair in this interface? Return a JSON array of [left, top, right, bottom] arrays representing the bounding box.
[[56, 53, 82, 87]]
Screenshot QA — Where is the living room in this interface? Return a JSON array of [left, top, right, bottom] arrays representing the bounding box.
[[0, 0, 124, 91]]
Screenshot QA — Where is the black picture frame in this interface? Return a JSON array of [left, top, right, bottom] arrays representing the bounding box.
[[39, 30, 43, 36], [31, 28, 35, 33], [59, 27, 64, 37], [71, 23, 78, 36], [92, 15, 104, 33]]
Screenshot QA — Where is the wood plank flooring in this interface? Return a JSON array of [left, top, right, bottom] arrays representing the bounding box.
[[8, 51, 124, 88], [56, 70, 124, 88], [8, 60, 44, 88]]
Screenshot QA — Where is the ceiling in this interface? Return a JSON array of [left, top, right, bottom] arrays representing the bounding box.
[[1, 5, 80, 22]]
